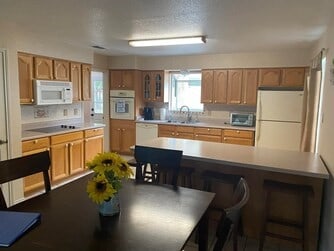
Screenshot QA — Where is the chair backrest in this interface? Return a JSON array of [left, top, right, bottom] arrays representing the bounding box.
[[134, 145, 183, 186], [0, 150, 51, 209], [213, 177, 250, 251]]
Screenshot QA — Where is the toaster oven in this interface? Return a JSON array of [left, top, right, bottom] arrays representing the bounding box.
[[230, 113, 255, 127]]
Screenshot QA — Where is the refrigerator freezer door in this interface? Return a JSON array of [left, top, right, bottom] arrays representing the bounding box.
[[257, 91, 304, 122], [255, 121, 301, 151]]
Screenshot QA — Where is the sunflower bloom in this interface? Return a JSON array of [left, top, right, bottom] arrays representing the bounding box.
[[87, 175, 116, 204]]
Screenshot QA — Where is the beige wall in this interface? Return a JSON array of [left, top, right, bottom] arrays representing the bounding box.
[[314, 16, 334, 251], [0, 21, 94, 205], [109, 50, 311, 70]]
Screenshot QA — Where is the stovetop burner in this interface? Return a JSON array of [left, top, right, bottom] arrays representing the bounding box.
[[29, 125, 80, 133]]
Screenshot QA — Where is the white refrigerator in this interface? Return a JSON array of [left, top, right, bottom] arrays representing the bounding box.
[[255, 88, 304, 151]]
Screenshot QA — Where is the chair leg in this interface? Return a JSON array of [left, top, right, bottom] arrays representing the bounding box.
[[258, 190, 270, 251]]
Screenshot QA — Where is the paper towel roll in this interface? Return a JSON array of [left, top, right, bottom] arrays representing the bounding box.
[[159, 108, 167, 120]]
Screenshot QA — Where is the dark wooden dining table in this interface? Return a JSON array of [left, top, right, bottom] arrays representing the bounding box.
[[5, 174, 215, 251]]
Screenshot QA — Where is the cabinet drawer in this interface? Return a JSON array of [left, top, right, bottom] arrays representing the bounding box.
[[84, 128, 104, 138], [194, 127, 222, 136], [159, 124, 175, 132], [176, 126, 194, 133], [222, 137, 254, 146], [51, 131, 84, 145], [223, 129, 254, 139], [194, 134, 222, 142], [22, 137, 50, 152]]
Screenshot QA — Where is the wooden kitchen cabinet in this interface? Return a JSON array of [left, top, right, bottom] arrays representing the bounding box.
[[158, 124, 194, 139], [194, 127, 222, 142], [222, 129, 254, 146], [142, 71, 165, 102], [259, 67, 305, 87], [53, 59, 70, 81], [84, 128, 104, 162], [18, 52, 34, 104], [281, 67, 305, 86], [81, 64, 92, 101], [110, 119, 135, 154], [34, 56, 53, 80], [22, 137, 50, 194], [70, 62, 82, 101], [50, 131, 84, 182], [242, 69, 258, 105], [201, 69, 229, 104], [227, 69, 243, 104], [110, 70, 136, 90]]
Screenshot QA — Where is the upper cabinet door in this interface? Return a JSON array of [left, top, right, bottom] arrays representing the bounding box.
[[81, 64, 91, 101], [227, 70, 243, 104], [281, 67, 305, 87], [54, 60, 70, 81], [152, 71, 164, 102], [34, 57, 53, 80], [122, 70, 135, 89], [70, 62, 82, 101], [213, 70, 228, 104], [142, 71, 151, 102], [110, 70, 123, 89], [18, 53, 34, 104], [201, 70, 214, 103], [242, 69, 258, 105], [258, 68, 281, 87]]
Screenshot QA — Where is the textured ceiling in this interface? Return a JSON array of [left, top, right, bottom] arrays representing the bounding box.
[[0, 0, 333, 56]]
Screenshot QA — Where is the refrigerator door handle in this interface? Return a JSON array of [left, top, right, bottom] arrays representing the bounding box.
[[256, 121, 260, 141]]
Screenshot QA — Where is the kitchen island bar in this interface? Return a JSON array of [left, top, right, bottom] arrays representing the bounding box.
[[136, 137, 329, 251]]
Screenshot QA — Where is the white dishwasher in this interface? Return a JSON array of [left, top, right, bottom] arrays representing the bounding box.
[[136, 122, 158, 144]]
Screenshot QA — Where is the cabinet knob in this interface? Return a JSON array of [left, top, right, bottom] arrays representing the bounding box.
[[117, 128, 121, 131], [122, 129, 125, 131], [31, 99, 34, 102], [171, 133, 174, 136], [176, 133, 179, 136], [33, 140, 38, 144], [65, 144, 68, 147], [195, 134, 198, 137], [207, 129, 210, 131], [71, 143, 74, 146], [237, 130, 240, 133], [85, 139, 88, 142], [214, 100, 217, 103], [244, 101, 246, 104], [223, 137, 227, 141]]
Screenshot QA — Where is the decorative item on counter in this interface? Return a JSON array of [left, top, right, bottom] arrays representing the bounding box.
[[86, 152, 133, 216]]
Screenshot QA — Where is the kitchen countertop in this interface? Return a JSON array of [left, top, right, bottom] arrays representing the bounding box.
[[136, 137, 329, 179], [136, 119, 256, 131], [22, 123, 105, 141]]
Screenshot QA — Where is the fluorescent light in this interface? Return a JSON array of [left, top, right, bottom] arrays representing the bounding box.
[[129, 36, 206, 47]]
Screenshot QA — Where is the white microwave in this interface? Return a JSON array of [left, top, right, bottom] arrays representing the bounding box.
[[34, 80, 73, 105]]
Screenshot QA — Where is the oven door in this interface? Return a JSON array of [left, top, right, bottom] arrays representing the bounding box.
[[110, 97, 134, 120]]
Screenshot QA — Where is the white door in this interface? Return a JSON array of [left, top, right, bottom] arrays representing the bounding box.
[[91, 70, 109, 151], [257, 90, 304, 122], [255, 120, 302, 151], [0, 49, 10, 204]]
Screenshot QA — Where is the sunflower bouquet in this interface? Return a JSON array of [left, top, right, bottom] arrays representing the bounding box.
[[86, 152, 133, 204]]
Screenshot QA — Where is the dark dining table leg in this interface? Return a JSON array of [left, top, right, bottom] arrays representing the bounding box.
[[198, 209, 209, 251]]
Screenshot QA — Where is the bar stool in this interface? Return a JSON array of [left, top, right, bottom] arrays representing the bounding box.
[[258, 180, 314, 251], [201, 170, 243, 251]]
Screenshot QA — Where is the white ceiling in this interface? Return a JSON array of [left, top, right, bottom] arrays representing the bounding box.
[[1, 0, 333, 56]]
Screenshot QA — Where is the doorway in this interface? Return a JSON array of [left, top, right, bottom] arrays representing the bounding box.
[[91, 70, 110, 151], [0, 49, 10, 204]]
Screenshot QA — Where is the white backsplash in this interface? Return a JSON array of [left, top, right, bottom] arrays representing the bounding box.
[[21, 103, 83, 124]]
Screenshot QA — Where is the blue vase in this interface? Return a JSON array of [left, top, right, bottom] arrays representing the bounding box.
[[99, 193, 120, 216]]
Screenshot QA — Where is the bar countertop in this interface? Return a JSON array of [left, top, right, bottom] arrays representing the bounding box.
[[136, 137, 329, 179]]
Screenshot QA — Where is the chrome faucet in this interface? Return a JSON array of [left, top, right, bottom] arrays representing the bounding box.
[[179, 105, 192, 123]]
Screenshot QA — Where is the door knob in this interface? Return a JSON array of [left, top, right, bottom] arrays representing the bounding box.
[[0, 139, 8, 145]]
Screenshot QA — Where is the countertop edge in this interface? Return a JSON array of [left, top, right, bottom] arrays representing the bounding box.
[[22, 123, 105, 141]]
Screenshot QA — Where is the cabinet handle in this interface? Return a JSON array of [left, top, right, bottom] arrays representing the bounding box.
[[33, 140, 38, 144], [93, 129, 97, 131]]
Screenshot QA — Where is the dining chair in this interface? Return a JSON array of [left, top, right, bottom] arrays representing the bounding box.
[[134, 145, 183, 186], [209, 177, 250, 251], [0, 150, 51, 209]]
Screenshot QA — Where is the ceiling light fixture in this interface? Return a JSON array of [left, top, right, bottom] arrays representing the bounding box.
[[128, 36, 206, 47]]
